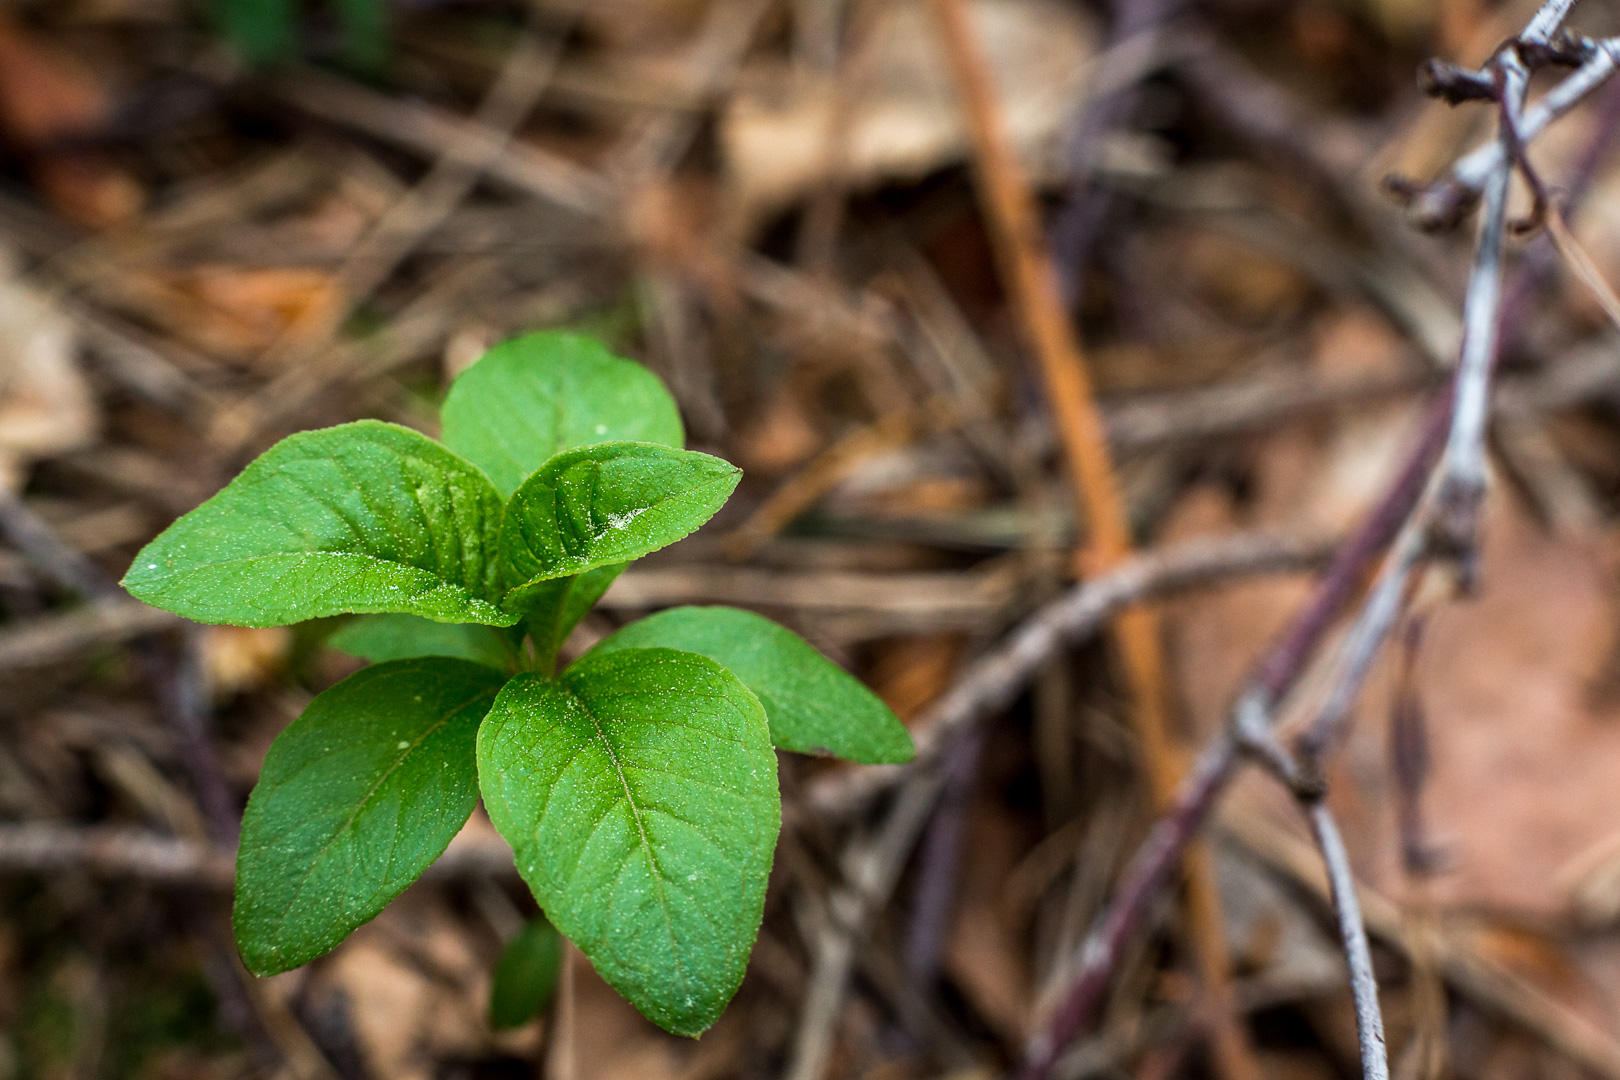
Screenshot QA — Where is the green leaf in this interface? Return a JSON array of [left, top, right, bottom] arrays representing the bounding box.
[[234, 658, 506, 975], [499, 443, 739, 612], [333, 0, 389, 72], [212, 0, 297, 66], [519, 563, 626, 672], [478, 648, 779, 1037], [489, 918, 562, 1030], [589, 607, 915, 764], [441, 332, 684, 498], [329, 613, 514, 671], [123, 421, 513, 629]]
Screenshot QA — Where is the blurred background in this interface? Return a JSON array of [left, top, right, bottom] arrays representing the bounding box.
[[2, 0, 1620, 1078]]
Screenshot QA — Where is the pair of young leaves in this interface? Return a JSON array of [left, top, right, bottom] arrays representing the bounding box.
[[122, 333, 914, 1037]]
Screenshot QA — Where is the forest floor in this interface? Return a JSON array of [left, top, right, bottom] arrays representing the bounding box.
[[3, 0, 1620, 1078]]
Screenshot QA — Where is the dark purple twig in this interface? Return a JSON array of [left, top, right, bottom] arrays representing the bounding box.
[[1051, 0, 1181, 303], [1498, 75, 1620, 339], [903, 727, 987, 984], [164, 628, 239, 844], [1390, 618, 1442, 875], [1398, 36, 1620, 230], [1017, 395, 1451, 1080]]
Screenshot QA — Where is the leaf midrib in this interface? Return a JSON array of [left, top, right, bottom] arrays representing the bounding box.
[[521, 463, 734, 583], [261, 678, 495, 943], [571, 690, 692, 1009], [160, 552, 509, 622]]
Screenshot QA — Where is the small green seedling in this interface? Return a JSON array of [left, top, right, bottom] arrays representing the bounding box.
[[123, 332, 914, 1037]]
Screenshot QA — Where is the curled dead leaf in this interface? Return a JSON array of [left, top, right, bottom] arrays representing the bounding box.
[[721, 0, 1094, 227]]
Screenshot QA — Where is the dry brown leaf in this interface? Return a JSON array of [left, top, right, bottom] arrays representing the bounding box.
[[1161, 311, 1620, 1051], [199, 626, 290, 700], [735, 382, 825, 474], [314, 892, 498, 1080], [721, 0, 1094, 225], [868, 633, 966, 721], [0, 12, 141, 227], [0, 247, 98, 489], [126, 266, 344, 363]]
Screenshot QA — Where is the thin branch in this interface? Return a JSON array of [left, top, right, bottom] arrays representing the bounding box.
[[1304, 33, 1531, 767], [1033, 7, 1600, 1074], [0, 822, 519, 886], [1240, 715, 1390, 1080], [1293, 515, 1426, 770], [1018, 396, 1451, 1080], [1220, 799, 1620, 1080], [924, 2, 1259, 1068], [806, 531, 1334, 816], [0, 485, 120, 601], [1524, 0, 1581, 46], [0, 600, 180, 673], [1402, 37, 1620, 230], [785, 533, 1328, 1078], [1428, 59, 1518, 562], [1390, 617, 1442, 875], [1307, 801, 1390, 1080]]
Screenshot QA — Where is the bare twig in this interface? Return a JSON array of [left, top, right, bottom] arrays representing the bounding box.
[[1307, 802, 1390, 1080], [0, 600, 180, 672], [1239, 703, 1391, 1080], [1029, 5, 1614, 1074], [1256, 146, 1526, 1070], [1300, 30, 1533, 772], [1426, 56, 1518, 562], [0, 822, 518, 886], [806, 531, 1334, 815], [926, 0, 1258, 1072], [787, 533, 1328, 1077], [1390, 618, 1440, 874], [1401, 37, 1620, 230], [1220, 798, 1620, 1080], [1020, 395, 1451, 1080]]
